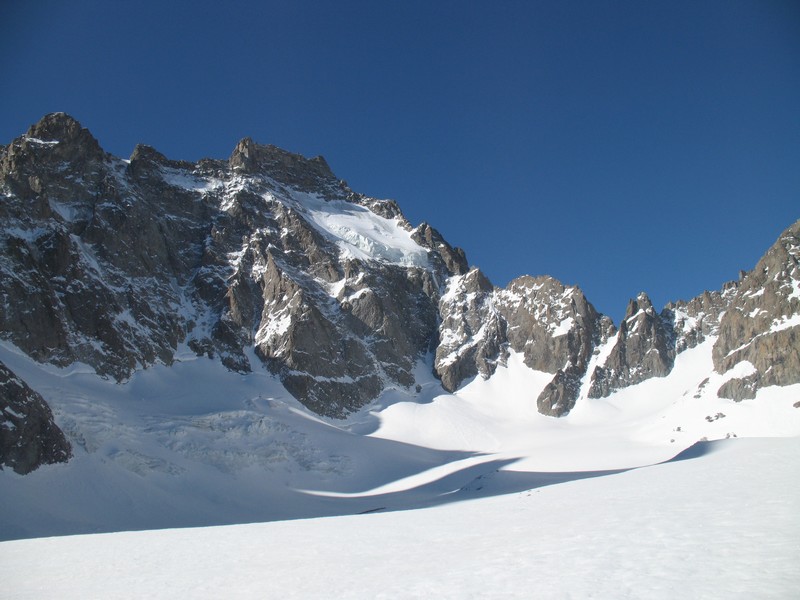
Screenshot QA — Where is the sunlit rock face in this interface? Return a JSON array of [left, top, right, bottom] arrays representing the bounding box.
[[712, 220, 800, 400], [0, 113, 466, 418], [2, 113, 798, 434], [435, 271, 613, 416]]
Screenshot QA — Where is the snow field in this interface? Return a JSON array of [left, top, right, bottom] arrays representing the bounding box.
[[1, 319, 799, 598], [371, 340, 800, 471], [1, 333, 799, 541], [291, 191, 429, 267], [2, 438, 798, 599]]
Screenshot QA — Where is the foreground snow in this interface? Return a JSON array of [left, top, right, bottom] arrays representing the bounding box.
[[3, 437, 798, 599]]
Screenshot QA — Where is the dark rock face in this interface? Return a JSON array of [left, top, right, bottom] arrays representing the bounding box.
[[0, 115, 210, 380], [712, 220, 800, 399], [717, 374, 759, 401], [498, 277, 612, 416], [411, 223, 469, 277], [228, 138, 345, 197], [0, 360, 71, 474], [498, 276, 608, 375], [536, 367, 584, 417], [0, 113, 463, 418]]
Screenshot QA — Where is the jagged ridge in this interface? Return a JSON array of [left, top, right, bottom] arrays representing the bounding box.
[[0, 113, 468, 424], [1, 113, 798, 446]]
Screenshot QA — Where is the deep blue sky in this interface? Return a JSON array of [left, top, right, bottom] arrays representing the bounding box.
[[2, 1, 798, 320]]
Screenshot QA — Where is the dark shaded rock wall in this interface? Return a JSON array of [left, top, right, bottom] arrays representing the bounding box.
[[0, 360, 71, 474]]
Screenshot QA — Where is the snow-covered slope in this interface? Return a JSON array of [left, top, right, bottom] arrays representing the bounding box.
[[1, 329, 797, 541], [295, 191, 429, 267], [3, 437, 798, 599]]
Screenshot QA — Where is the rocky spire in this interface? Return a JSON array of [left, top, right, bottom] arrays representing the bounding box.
[[229, 138, 344, 196], [24, 112, 105, 162], [587, 292, 675, 399]]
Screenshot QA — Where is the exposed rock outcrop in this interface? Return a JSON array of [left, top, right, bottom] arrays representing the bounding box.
[[666, 286, 734, 354], [0, 113, 463, 418], [588, 293, 675, 399], [435, 268, 505, 392], [435, 272, 613, 416], [0, 360, 71, 474], [712, 220, 800, 399]]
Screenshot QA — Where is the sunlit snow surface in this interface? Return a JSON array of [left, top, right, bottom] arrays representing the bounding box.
[[3, 438, 799, 599], [1, 333, 799, 597], [290, 191, 429, 267]]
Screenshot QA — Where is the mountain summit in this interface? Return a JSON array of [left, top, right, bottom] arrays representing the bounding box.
[[1, 114, 799, 475]]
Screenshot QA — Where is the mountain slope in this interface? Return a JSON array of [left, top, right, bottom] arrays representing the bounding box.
[[713, 221, 800, 399], [0, 113, 467, 422], [1, 324, 798, 540], [0, 110, 798, 520]]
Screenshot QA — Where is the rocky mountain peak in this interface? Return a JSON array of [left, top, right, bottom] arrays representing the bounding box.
[[126, 143, 195, 178], [26, 112, 86, 142], [23, 113, 104, 162], [129, 143, 169, 164], [410, 222, 469, 276], [229, 137, 343, 196], [743, 219, 800, 292], [588, 290, 675, 399], [624, 292, 655, 319], [462, 266, 494, 293]]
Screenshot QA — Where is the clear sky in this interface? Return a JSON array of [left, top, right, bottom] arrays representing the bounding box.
[[1, 0, 798, 320]]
